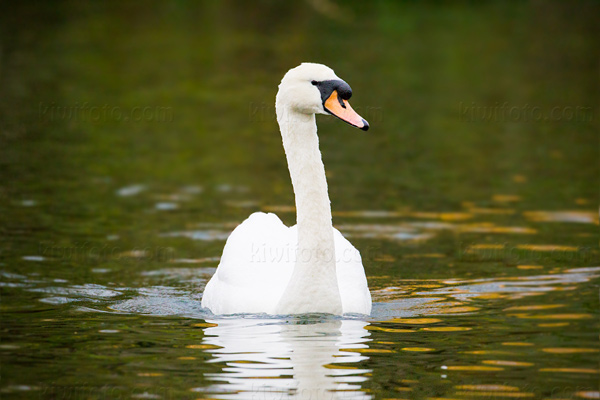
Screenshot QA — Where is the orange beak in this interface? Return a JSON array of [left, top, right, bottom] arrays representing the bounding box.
[[324, 90, 369, 131]]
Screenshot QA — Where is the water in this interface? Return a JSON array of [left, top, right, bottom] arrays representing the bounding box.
[[1, 1, 598, 399]]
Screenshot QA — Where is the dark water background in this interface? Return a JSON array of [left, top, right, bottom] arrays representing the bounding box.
[[1, 1, 598, 399]]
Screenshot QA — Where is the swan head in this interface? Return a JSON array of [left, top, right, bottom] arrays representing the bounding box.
[[276, 63, 369, 131]]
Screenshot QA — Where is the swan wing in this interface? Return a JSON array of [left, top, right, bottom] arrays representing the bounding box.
[[201, 212, 296, 314], [333, 228, 372, 315]]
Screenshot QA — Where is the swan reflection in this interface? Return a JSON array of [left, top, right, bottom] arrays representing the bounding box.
[[198, 318, 371, 399]]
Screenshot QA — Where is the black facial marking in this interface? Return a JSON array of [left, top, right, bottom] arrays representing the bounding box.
[[338, 93, 346, 109], [312, 79, 353, 106]]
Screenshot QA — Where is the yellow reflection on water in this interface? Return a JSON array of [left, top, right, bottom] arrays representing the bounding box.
[[463, 350, 515, 355], [458, 223, 537, 234], [455, 384, 519, 391], [467, 207, 516, 215], [513, 175, 528, 183], [501, 342, 534, 346], [541, 348, 599, 354], [192, 322, 218, 328], [341, 348, 394, 354], [575, 391, 600, 399], [403, 253, 446, 259], [445, 366, 504, 371], [322, 364, 359, 370], [476, 293, 508, 300], [389, 318, 442, 324], [422, 327, 471, 332], [366, 326, 413, 333], [409, 212, 473, 221], [186, 344, 221, 349], [482, 360, 534, 367], [516, 244, 579, 252], [454, 391, 534, 398], [538, 322, 570, 327], [401, 347, 434, 352], [466, 244, 505, 251], [435, 306, 480, 314], [492, 194, 521, 202], [517, 265, 544, 270], [465, 243, 583, 253], [523, 210, 598, 224], [374, 254, 396, 262]]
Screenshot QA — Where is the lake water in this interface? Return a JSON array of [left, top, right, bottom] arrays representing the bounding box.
[[1, 1, 598, 399]]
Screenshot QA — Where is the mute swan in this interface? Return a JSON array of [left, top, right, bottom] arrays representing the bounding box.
[[201, 63, 372, 315]]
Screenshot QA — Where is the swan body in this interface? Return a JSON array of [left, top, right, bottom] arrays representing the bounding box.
[[202, 63, 372, 315], [201, 212, 371, 314]]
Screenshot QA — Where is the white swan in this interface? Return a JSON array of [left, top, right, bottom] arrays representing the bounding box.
[[201, 63, 371, 315]]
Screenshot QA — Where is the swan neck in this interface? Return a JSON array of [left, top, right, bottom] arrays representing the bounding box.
[[275, 106, 342, 314], [278, 108, 333, 244]]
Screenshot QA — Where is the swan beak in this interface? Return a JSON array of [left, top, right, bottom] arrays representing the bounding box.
[[324, 90, 369, 131]]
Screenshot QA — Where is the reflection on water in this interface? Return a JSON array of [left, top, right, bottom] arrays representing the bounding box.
[[196, 319, 371, 399], [1, 257, 598, 398], [152, 206, 597, 245], [3, 264, 598, 321]]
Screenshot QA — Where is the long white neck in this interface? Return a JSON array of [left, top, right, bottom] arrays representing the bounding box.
[[274, 106, 343, 314]]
